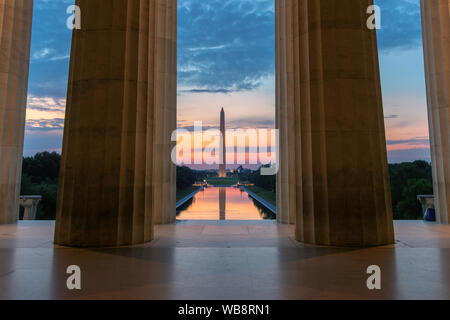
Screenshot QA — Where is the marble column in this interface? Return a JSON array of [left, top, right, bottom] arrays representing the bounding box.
[[152, 0, 177, 225], [0, 0, 33, 224], [54, 0, 177, 247], [276, 0, 394, 246], [275, 0, 296, 225], [421, 0, 450, 224]]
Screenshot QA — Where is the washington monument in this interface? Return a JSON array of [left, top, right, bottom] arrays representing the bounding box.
[[219, 107, 226, 177]]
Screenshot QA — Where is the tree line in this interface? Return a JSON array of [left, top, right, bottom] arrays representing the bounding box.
[[20, 152, 60, 220], [176, 166, 196, 190], [241, 164, 276, 192], [20, 153, 434, 221], [389, 160, 433, 219]]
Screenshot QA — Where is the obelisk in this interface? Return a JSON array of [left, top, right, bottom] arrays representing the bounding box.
[[219, 107, 226, 177]]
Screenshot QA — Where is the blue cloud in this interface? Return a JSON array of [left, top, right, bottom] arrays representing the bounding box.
[[386, 138, 430, 146], [28, 0, 74, 98], [29, 0, 423, 97], [178, 0, 423, 93], [26, 118, 65, 132], [178, 0, 275, 92], [179, 89, 234, 94], [375, 0, 423, 51], [384, 114, 400, 119]]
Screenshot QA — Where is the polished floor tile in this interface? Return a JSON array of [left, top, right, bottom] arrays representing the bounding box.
[[0, 220, 449, 299]]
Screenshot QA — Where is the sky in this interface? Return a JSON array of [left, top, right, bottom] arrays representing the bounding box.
[[24, 0, 430, 165]]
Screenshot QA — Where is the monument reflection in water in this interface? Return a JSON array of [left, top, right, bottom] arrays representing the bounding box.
[[177, 187, 275, 220]]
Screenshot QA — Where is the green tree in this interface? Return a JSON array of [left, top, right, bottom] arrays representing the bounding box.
[[248, 164, 276, 191], [22, 151, 60, 184], [396, 178, 433, 220], [176, 166, 196, 190], [20, 173, 39, 195], [20, 152, 61, 220], [388, 161, 433, 220]]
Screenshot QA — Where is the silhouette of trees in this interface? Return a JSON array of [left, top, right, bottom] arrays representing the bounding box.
[[22, 151, 60, 183], [21, 152, 60, 220], [176, 166, 196, 190], [388, 161, 433, 220], [18, 153, 434, 221], [248, 164, 276, 191]]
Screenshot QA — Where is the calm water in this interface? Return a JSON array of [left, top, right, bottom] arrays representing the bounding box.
[[177, 187, 276, 220]]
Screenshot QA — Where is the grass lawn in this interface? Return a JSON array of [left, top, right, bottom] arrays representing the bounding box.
[[246, 186, 276, 207], [176, 186, 200, 202], [206, 177, 239, 186]]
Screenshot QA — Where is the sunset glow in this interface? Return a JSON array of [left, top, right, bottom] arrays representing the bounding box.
[[24, 0, 431, 164]]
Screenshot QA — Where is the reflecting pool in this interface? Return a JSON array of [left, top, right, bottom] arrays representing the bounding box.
[[176, 187, 276, 220]]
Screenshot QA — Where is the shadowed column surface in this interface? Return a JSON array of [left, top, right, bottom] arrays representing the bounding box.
[[276, 0, 394, 246], [421, 0, 450, 224], [0, 0, 33, 224], [55, 0, 177, 247]]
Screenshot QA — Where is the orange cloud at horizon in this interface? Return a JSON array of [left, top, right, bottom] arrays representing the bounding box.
[[174, 128, 277, 166]]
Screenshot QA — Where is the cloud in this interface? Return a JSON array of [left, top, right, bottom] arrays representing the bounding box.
[[26, 118, 65, 132], [179, 89, 234, 94], [178, 0, 275, 93], [25, 0, 428, 164], [32, 48, 52, 60], [227, 117, 275, 129], [177, 125, 218, 131], [28, 0, 74, 97], [375, 0, 423, 51], [31, 48, 70, 62], [386, 138, 430, 146], [177, 0, 423, 93], [27, 95, 66, 112], [384, 114, 400, 119], [25, 95, 66, 133]]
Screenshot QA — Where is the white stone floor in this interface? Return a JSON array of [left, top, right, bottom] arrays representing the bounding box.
[[0, 220, 449, 299]]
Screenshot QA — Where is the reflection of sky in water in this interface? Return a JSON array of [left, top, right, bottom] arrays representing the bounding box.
[[177, 187, 275, 220]]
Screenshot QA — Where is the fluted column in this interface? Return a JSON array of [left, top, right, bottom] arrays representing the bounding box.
[[54, 0, 177, 247], [421, 0, 450, 224], [152, 0, 177, 225], [276, 0, 394, 246], [0, 0, 33, 224], [275, 0, 296, 225]]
